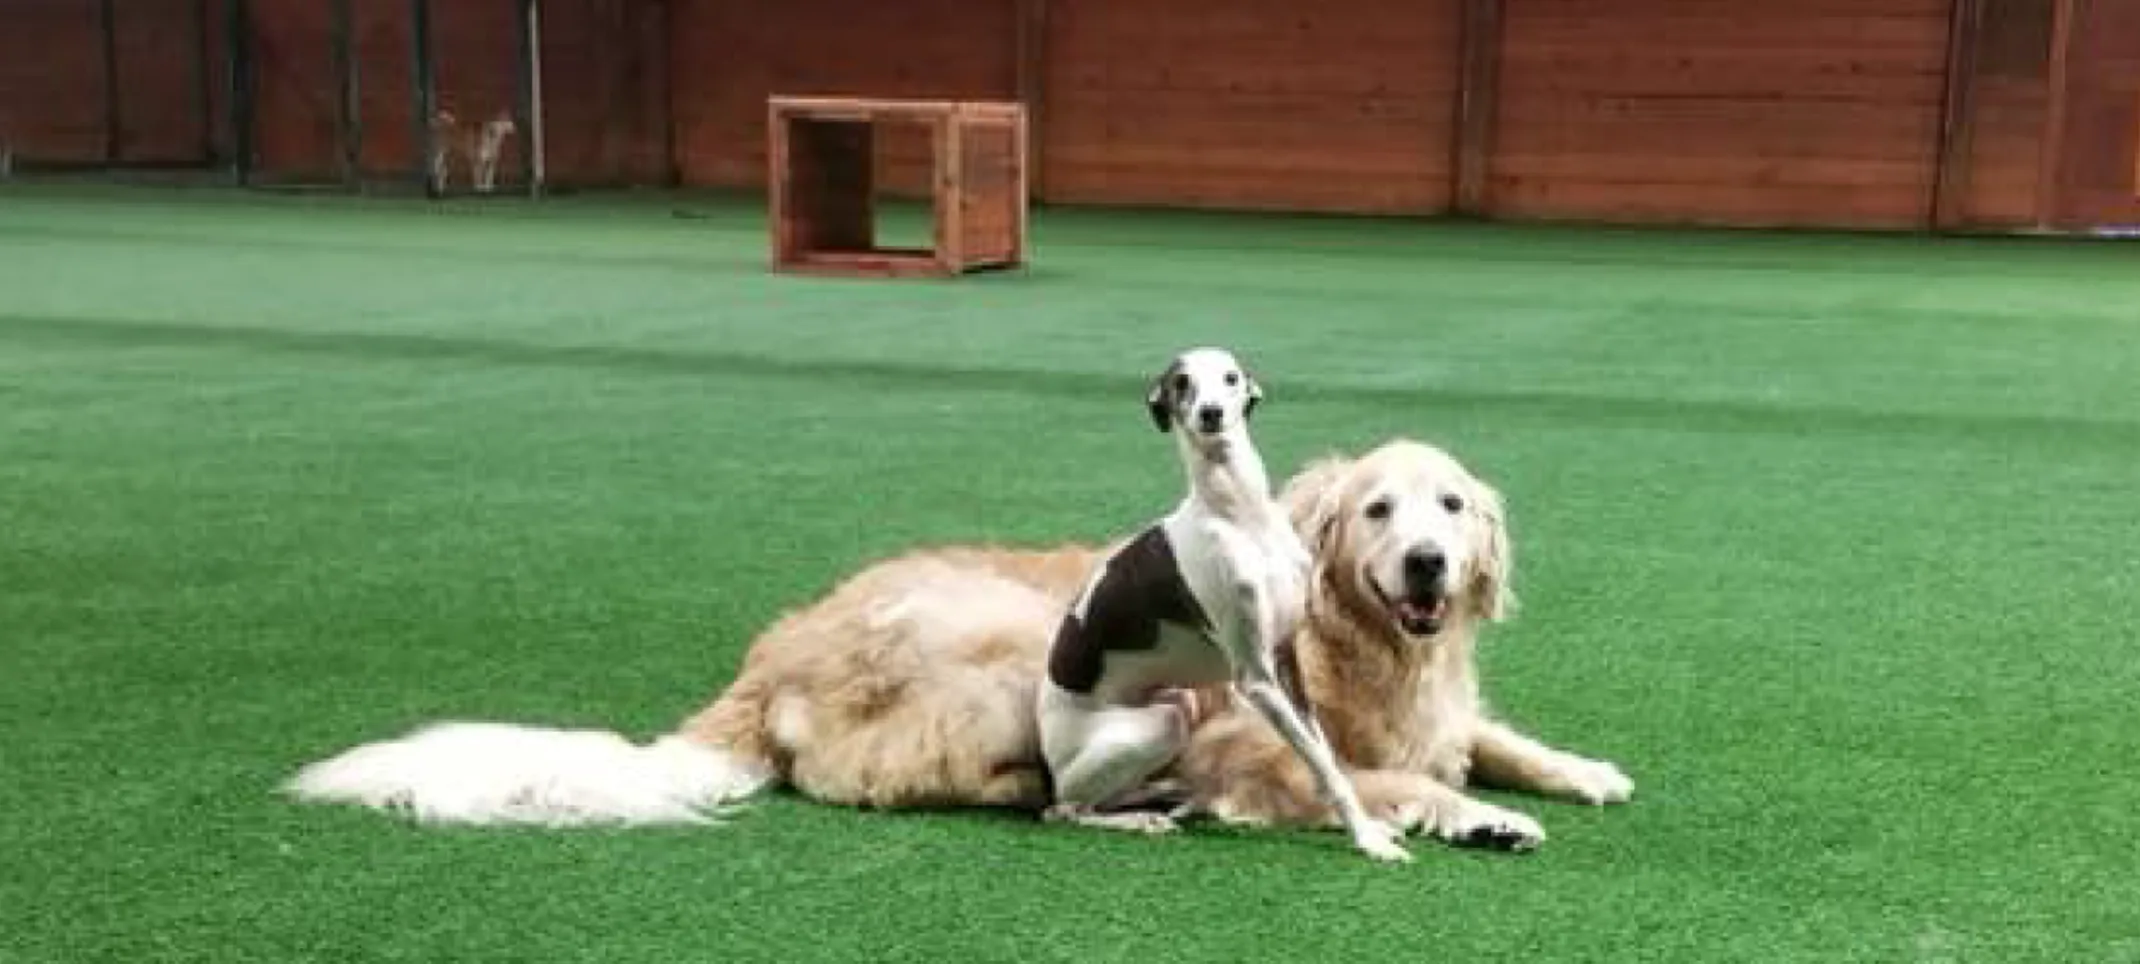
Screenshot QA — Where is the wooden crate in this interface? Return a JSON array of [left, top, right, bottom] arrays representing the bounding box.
[[768, 96, 1028, 277]]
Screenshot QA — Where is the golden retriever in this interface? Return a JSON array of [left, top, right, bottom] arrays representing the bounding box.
[[287, 438, 1631, 850]]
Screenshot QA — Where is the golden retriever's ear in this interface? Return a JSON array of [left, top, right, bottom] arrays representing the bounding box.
[[1280, 454, 1353, 551], [1468, 478, 1515, 622]]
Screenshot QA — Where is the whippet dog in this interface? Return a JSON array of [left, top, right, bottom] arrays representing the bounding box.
[[428, 109, 517, 195], [1035, 347, 1410, 862]]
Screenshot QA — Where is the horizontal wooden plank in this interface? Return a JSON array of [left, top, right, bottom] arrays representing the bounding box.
[[1490, 176, 1935, 227], [1048, 0, 1457, 39], [1049, 142, 1453, 179], [1049, 64, 1458, 99], [1494, 110, 1941, 155], [1047, 88, 1455, 127], [1509, 0, 1945, 12], [1492, 154, 1933, 188], [1499, 62, 1945, 101], [1045, 164, 1451, 215], [1505, 21, 1947, 48]]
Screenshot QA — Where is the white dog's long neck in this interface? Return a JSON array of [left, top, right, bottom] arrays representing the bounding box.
[[1178, 430, 1277, 526]]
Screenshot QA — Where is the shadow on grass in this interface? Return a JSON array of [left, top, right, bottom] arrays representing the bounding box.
[[4, 311, 2136, 449]]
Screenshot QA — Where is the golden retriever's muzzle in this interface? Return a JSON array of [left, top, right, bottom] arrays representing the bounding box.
[[1371, 546, 1452, 637]]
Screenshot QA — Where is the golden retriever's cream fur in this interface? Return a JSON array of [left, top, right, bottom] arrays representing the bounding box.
[[676, 545, 1095, 811], [674, 438, 1631, 845]]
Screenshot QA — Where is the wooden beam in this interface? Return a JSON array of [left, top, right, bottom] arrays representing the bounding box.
[[332, 0, 359, 187], [1015, 0, 1048, 202], [1932, 0, 1986, 230], [100, 0, 120, 164], [1450, 0, 1503, 216], [657, 0, 679, 186], [2036, 0, 2076, 230], [226, 0, 254, 185], [195, 0, 215, 164], [411, 0, 438, 195]]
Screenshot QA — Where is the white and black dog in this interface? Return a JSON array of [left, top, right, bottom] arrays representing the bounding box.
[[1035, 347, 1410, 862], [428, 109, 517, 195]]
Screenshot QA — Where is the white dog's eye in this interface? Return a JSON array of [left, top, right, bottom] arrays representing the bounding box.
[[1224, 371, 1239, 386], [1172, 374, 1191, 393], [1364, 498, 1392, 521], [1439, 493, 1465, 514]]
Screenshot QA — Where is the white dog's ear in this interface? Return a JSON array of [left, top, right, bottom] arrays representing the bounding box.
[[1468, 479, 1516, 622], [1145, 361, 1182, 433], [1280, 454, 1353, 552]]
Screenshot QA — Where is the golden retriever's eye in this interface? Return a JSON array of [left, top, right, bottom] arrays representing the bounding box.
[[1364, 498, 1392, 521], [1439, 493, 1465, 514]]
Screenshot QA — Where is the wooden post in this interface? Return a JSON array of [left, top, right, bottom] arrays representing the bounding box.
[[1932, 0, 1985, 230], [1450, 0, 1503, 216], [1012, 103, 1030, 258], [767, 100, 788, 260], [2036, 0, 2076, 230], [227, 0, 254, 185], [658, 0, 679, 186], [100, 0, 121, 164], [332, 0, 360, 187], [935, 113, 963, 272], [1015, 0, 1048, 202], [194, 0, 215, 164], [411, 0, 438, 195]]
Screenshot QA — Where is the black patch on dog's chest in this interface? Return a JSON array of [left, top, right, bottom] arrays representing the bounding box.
[[1048, 525, 1212, 694]]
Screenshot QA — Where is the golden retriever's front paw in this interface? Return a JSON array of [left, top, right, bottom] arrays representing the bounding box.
[[1552, 755, 1634, 806], [1434, 800, 1545, 853]]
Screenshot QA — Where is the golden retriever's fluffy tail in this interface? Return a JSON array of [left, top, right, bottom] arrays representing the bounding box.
[[283, 687, 777, 827]]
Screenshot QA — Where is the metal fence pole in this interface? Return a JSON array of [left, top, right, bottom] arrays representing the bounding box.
[[515, 0, 547, 197], [411, 0, 438, 196]]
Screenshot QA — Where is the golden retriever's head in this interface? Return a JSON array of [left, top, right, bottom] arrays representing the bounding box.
[[1282, 438, 1512, 641]]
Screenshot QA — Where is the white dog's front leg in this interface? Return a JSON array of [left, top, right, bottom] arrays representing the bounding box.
[[1222, 598, 1403, 862], [1234, 675, 1406, 862]]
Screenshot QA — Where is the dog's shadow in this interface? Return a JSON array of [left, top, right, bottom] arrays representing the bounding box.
[[756, 785, 1536, 863]]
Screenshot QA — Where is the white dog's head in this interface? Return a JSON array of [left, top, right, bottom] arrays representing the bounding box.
[[1144, 347, 1263, 440], [1283, 438, 1512, 640]]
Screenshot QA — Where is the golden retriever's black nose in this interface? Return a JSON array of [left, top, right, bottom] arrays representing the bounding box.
[[1403, 549, 1446, 584], [1195, 406, 1223, 432]]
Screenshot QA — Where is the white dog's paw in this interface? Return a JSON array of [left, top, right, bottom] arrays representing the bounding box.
[[1107, 811, 1181, 835], [1551, 755, 1634, 806], [1433, 800, 1546, 853], [1046, 804, 1181, 836], [1351, 821, 1414, 863]]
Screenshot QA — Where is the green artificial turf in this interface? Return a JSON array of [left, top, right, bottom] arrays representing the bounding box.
[[2, 183, 2137, 963]]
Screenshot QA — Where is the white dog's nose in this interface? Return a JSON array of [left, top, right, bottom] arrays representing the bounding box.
[[1195, 405, 1224, 431]]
